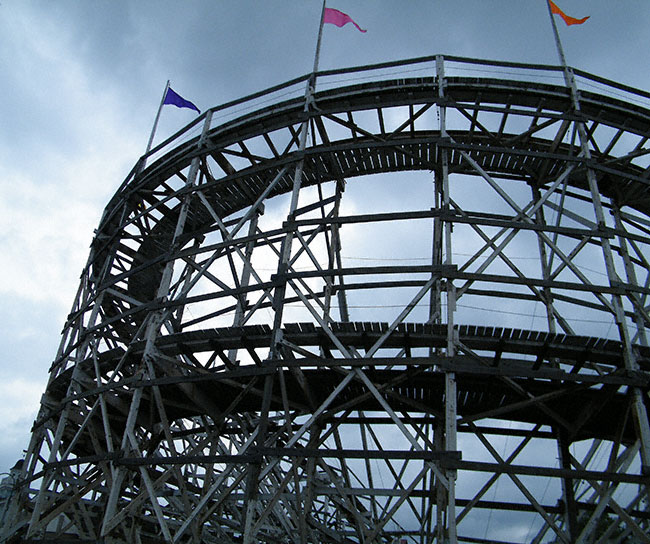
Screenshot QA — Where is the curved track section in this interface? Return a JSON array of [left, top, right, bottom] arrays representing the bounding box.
[[4, 56, 650, 544]]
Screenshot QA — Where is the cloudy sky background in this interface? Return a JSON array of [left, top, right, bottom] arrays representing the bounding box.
[[1, 0, 649, 481]]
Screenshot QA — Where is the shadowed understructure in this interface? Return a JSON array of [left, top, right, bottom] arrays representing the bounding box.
[[2, 56, 650, 543]]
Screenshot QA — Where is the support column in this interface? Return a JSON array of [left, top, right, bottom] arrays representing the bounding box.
[[548, 3, 650, 474], [244, 71, 316, 543], [267, 79, 314, 359], [557, 429, 579, 540], [437, 54, 458, 544], [531, 185, 558, 337], [228, 208, 263, 363], [572, 87, 650, 476], [101, 111, 214, 541], [323, 179, 350, 323], [612, 205, 649, 348], [430, 169, 443, 330]]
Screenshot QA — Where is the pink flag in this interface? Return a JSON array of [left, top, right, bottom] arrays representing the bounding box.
[[323, 7, 366, 32]]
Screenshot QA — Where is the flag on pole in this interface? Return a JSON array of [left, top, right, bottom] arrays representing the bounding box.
[[548, 0, 589, 26], [323, 7, 366, 32], [163, 87, 200, 113]]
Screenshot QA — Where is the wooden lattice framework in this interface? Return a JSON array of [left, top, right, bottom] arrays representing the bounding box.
[[3, 55, 650, 543]]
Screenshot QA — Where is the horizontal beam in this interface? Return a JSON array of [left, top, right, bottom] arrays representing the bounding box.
[[444, 459, 649, 485], [287, 207, 616, 240]]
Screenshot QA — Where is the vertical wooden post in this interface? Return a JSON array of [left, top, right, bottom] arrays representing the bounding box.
[[437, 54, 458, 544]]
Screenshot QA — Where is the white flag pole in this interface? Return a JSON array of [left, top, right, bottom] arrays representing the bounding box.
[[312, 0, 327, 77], [145, 80, 170, 158], [305, 0, 327, 101], [546, 1, 569, 73], [545, 0, 582, 109]]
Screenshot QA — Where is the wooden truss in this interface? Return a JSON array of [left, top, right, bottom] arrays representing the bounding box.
[[3, 55, 650, 544]]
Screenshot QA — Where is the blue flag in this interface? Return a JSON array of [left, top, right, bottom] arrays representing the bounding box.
[[163, 87, 200, 113]]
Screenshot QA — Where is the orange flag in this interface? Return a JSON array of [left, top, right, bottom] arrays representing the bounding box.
[[549, 0, 589, 25]]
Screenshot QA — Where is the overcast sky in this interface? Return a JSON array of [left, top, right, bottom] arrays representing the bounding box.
[[1, 0, 649, 480]]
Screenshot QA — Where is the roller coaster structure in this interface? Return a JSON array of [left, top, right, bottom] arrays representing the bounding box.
[[2, 55, 650, 543]]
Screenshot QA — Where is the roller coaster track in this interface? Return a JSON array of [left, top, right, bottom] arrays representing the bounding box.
[[4, 55, 650, 544]]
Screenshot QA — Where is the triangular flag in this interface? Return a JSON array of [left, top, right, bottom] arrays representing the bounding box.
[[323, 7, 366, 33], [549, 0, 589, 26], [163, 87, 200, 113]]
